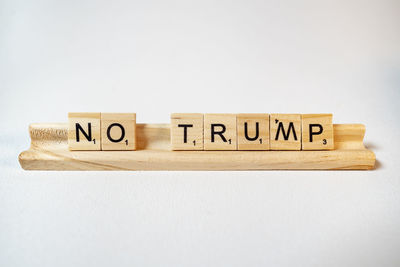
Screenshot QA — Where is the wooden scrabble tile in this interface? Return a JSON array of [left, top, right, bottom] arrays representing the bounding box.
[[270, 114, 301, 150], [68, 112, 101, 150], [301, 114, 334, 150], [204, 114, 237, 150], [237, 114, 270, 150], [101, 113, 136, 151], [170, 113, 204, 150]]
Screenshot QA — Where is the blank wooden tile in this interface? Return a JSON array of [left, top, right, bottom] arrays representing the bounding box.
[[68, 112, 101, 150], [301, 114, 334, 150], [101, 113, 136, 151], [204, 114, 236, 150], [237, 113, 270, 150], [270, 114, 301, 150], [170, 113, 203, 150]]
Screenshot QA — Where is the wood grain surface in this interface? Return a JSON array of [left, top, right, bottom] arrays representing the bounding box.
[[19, 123, 375, 170]]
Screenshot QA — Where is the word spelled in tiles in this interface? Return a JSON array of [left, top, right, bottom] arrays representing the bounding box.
[[171, 113, 334, 151], [68, 113, 136, 151], [68, 112, 334, 151]]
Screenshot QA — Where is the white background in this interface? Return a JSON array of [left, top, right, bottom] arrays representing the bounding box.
[[1, 0, 400, 266]]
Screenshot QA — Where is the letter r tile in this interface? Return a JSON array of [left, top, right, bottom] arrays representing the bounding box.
[[204, 114, 237, 150]]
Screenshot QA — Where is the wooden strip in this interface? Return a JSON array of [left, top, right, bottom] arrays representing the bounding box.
[[19, 123, 375, 170]]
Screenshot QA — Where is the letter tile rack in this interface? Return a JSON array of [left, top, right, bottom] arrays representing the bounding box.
[[19, 123, 375, 170]]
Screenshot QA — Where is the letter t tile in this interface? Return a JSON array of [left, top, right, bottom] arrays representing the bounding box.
[[170, 113, 204, 150]]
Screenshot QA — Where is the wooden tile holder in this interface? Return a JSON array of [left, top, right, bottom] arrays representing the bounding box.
[[18, 123, 375, 170]]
